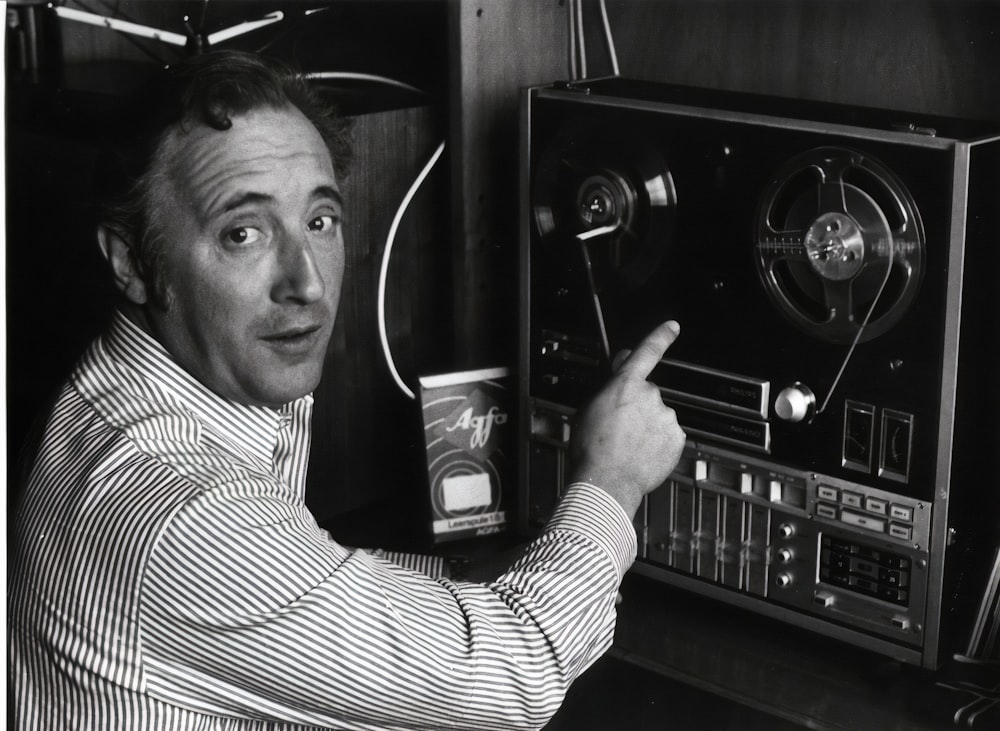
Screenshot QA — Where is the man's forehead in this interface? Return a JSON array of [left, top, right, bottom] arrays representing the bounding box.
[[157, 106, 339, 216], [167, 106, 334, 168]]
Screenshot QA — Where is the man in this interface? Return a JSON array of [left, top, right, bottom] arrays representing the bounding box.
[[9, 50, 686, 730]]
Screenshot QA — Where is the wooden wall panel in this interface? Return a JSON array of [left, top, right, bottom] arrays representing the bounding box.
[[448, 0, 569, 368], [595, 0, 1000, 122]]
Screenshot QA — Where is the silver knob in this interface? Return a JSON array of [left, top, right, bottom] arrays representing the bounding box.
[[775, 383, 816, 423]]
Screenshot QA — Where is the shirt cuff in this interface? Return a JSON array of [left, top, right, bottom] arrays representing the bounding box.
[[544, 482, 638, 581]]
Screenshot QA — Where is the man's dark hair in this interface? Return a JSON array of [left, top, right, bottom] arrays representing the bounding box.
[[96, 50, 353, 299]]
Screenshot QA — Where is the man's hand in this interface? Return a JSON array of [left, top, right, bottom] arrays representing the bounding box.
[[568, 320, 687, 518]]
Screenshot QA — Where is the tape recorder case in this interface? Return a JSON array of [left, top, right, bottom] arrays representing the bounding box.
[[518, 78, 1000, 668]]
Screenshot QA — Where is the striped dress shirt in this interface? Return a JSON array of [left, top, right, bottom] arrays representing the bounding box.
[[9, 312, 637, 730]]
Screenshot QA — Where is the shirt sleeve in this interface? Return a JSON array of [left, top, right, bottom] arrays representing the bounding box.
[[139, 481, 635, 730]]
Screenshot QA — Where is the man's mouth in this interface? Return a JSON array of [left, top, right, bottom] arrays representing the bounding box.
[[261, 324, 325, 351]]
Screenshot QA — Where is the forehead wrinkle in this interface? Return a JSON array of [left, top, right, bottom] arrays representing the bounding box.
[[159, 111, 336, 225]]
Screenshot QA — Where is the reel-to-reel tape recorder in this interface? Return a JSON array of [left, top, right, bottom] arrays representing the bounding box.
[[518, 78, 1000, 668]]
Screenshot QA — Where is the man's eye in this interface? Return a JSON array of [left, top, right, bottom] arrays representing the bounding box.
[[307, 214, 340, 233], [225, 226, 264, 246]]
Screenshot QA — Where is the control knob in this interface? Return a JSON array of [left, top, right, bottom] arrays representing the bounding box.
[[775, 382, 816, 423]]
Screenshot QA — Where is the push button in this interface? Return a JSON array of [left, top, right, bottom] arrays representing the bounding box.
[[840, 510, 886, 533], [865, 497, 888, 515], [817, 503, 838, 520], [841, 491, 863, 508], [889, 504, 913, 522], [889, 523, 913, 541], [818, 485, 839, 502]]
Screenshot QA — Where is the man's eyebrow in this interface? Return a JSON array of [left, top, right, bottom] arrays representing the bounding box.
[[221, 191, 274, 213], [311, 185, 344, 206], [216, 185, 343, 214]]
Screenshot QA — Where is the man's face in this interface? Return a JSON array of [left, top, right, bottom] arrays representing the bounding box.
[[145, 106, 345, 408]]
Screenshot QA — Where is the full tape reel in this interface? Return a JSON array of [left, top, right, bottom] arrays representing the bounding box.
[[754, 147, 925, 344]]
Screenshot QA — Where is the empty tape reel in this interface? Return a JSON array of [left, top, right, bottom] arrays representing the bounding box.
[[754, 147, 925, 344], [531, 122, 677, 294]]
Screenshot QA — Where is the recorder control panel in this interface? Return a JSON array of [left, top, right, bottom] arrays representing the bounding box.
[[527, 400, 931, 651]]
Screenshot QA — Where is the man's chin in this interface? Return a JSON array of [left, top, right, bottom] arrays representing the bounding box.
[[234, 363, 324, 409], [258, 378, 322, 409]]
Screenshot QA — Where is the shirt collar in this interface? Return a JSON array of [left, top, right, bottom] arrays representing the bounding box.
[[97, 310, 312, 467]]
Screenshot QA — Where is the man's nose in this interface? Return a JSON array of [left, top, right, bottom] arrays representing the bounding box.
[[273, 233, 326, 304]]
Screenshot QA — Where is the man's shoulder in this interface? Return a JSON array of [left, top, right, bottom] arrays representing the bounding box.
[[54, 376, 271, 496], [70, 333, 204, 442], [32, 382, 201, 502]]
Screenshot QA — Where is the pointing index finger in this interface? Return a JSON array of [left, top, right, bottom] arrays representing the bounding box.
[[616, 320, 681, 380]]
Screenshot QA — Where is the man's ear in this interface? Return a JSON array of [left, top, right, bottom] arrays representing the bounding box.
[[97, 225, 149, 305]]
